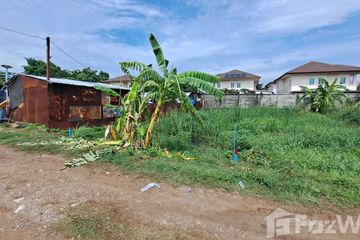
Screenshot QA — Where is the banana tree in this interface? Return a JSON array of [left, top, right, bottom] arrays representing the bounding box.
[[120, 33, 224, 147], [301, 78, 346, 114], [96, 72, 152, 146]]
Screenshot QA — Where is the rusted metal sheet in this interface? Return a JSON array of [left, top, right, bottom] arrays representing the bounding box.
[[69, 106, 102, 120], [48, 83, 119, 129], [8, 74, 128, 129], [8, 76, 24, 110], [10, 75, 49, 126]]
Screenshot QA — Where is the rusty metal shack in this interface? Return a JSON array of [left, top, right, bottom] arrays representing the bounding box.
[[6, 74, 129, 129]]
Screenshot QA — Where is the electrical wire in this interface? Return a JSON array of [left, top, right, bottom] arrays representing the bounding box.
[[0, 25, 89, 68], [0, 25, 45, 40], [50, 41, 87, 67]]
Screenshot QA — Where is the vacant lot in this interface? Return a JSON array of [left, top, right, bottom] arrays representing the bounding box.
[[1, 107, 359, 208], [1, 144, 358, 240]]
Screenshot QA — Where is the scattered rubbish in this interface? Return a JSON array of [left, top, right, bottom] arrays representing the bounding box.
[[106, 172, 110, 175], [177, 152, 196, 161], [70, 203, 79, 208], [140, 182, 161, 192], [13, 197, 24, 203], [63, 148, 113, 169], [14, 205, 25, 214], [187, 187, 193, 193], [9, 123, 20, 128], [239, 181, 245, 190]]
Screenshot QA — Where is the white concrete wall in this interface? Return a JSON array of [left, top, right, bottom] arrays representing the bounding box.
[[275, 73, 358, 93], [202, 92, 359, 108], [216, 79, 255, 90]]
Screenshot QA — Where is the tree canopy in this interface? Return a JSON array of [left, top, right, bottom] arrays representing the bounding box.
[[0, 72, 5, 86], [23, 58, 109, 82]]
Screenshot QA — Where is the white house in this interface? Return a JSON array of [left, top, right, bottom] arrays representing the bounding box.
[[216, 69, 261, 91], [266, 61, 360, 94], [103, 75, 132, 88]]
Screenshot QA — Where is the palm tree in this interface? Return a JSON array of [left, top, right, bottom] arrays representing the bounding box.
[[301, 78, 346, 114], [120, 34, 224, 147]]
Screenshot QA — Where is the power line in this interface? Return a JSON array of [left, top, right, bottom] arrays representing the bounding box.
[[0, 25, 89, 68], [0, 25, 45, 40], [50, 41, 87, 68]]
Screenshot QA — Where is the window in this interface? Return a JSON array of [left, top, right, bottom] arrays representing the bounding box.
[[235, 74, 241, 78], [318, 78, 324, 85], [225, 74, 230, 78], [340, 77, 346, 84], [230, 74, 235, 78], [217, 83, 221, 88], [231, 82, 235, 88], [309, 78, 315, 85], [237, 82, 241, 88]]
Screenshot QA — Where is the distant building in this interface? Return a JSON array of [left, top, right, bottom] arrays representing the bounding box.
[[103, 75, 132, 88], [266, 61, 360, 94], [216, 69, 261, 91]]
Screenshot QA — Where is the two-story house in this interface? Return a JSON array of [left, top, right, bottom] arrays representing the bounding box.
[[266, 61, 360, 94], [216, 69, 261, 91], [103, 75, 132, 88]]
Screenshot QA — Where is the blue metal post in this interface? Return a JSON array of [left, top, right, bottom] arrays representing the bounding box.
[[68, 127, 73, 138], [233, 125, 238, 161]]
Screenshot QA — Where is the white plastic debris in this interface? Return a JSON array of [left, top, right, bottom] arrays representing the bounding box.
[[140, 182, 161, 192], [239, 181, 245, 190], [13, 197, 24, 203], [15, 205, 25, 214]]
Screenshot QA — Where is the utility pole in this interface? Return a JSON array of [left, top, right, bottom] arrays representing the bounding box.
[[46, 36, 51, 80]]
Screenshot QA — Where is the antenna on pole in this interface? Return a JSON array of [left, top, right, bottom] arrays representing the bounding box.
[[46, 37, 51, 80]]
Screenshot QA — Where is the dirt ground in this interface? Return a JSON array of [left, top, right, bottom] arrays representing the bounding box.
[[0, 144, 359, 240]]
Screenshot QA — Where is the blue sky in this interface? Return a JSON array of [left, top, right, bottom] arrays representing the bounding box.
[[0, 0, 360, 84]]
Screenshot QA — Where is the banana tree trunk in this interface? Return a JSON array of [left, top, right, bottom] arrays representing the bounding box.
[[122, 104, 133, 142], [144, 101, 162, 147]]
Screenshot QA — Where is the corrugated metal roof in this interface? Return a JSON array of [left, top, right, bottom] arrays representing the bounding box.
[[23, 74, 130, 90]]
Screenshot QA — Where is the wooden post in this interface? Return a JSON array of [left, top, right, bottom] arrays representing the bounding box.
[[46, 37, 51, 80]]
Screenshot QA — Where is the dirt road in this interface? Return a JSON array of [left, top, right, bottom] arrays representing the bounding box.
[[0, 145, 359, 239]]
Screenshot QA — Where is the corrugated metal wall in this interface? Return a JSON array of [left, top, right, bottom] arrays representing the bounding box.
[[10, 75, 49, 126], [48, 83, 119, 129]]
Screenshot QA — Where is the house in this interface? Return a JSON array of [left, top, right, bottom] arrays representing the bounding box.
[[266, 61, 360, 94], [216, 69, 261, 91], [103, 75, 132, 88], [6, 74, 129, 129]]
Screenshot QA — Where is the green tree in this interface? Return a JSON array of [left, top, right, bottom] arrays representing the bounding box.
[[0, 72, 5, 86], [256, 82, 263, 90], [23, 58, 109, 82], [120, 34, 224, 147], [301, 78, 346, 114]]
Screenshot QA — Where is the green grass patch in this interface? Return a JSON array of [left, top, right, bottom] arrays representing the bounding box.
[[1, 107, 360, 208], [108, 107, 360, 208]]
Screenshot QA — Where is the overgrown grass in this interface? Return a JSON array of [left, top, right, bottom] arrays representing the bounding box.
[[53, 202, 203, 240], [106, 107, 360, 208], [333, 104, 360, 126], [1, 107, 360, 208]]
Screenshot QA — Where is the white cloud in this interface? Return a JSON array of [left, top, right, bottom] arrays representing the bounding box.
[[0, 0, 359, 84]]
